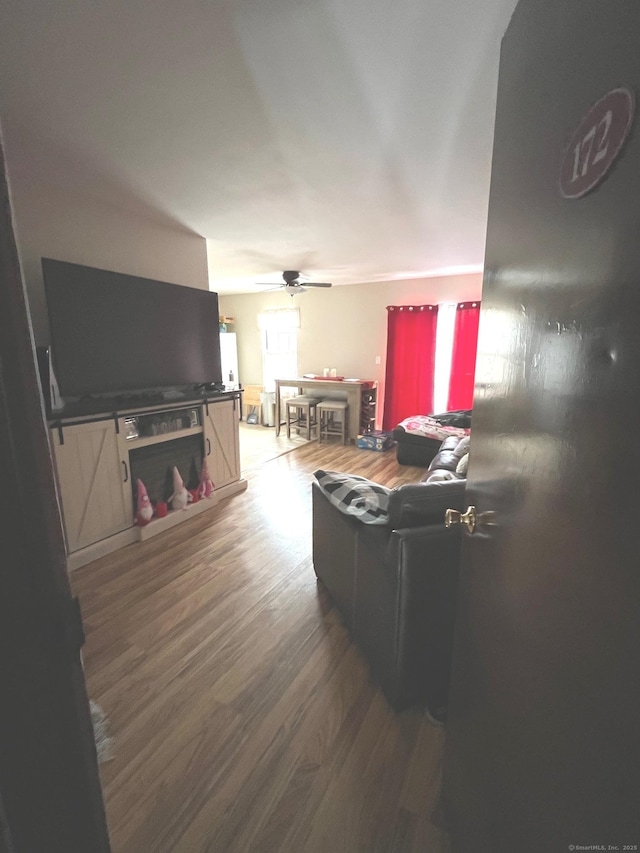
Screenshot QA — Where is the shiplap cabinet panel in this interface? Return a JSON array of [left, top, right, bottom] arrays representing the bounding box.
[[50, 419, 133, 553], [203, 399, 240, 489]]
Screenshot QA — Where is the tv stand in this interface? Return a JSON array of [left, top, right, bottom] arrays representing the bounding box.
[[48, 393, 246, 570]]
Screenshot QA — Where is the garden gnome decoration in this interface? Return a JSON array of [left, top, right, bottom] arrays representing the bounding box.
[[199, 458, 215, 498], [169, 465, 191, 510], [135, 478, 154, 526]]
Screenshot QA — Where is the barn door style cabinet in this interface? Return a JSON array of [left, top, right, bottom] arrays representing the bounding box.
[[49, 418, 133, 553], [49, 393, 246, 570], [203, 396, 240, 490]]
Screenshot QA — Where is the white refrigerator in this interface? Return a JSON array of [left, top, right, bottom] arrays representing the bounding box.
[[219, 332, 239, 387]]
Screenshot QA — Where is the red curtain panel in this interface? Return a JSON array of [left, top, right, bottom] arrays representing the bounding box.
[[447, 301, 481, 411], [382, 305, 438, 430]]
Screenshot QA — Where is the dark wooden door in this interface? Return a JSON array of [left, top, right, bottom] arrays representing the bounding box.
[[443, 2, 640, 851], [0, 135, 111, 850]]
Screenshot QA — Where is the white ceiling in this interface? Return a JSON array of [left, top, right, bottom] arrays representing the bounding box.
[[0, 0, 518, 293]]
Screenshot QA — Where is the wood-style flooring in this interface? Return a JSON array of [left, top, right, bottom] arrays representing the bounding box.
[[72, 440, 452, 853], [238, 420, 307, 473]]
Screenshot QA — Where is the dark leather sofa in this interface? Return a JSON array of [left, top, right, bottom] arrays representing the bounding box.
[[312, 436, 468, 719], [392, 409, 472, 466]]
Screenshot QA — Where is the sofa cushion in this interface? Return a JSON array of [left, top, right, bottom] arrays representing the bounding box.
[[439, 435, 463, 453], [313, 470, 391, 525], [427, 434, 470, 475], [428, 449, 460, 472]]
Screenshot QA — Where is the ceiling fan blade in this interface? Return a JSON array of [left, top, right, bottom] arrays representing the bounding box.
[[305, 282, 332, 288], [254, 282, 283, 286]]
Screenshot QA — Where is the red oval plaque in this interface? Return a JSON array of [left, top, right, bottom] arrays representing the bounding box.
[[559, 87, 635, 200]]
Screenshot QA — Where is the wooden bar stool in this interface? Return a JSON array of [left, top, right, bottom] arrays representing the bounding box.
[[318, 399, 348, 444], [285, 395, 321, 440]]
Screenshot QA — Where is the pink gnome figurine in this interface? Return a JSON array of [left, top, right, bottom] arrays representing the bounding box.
[[198, 458, 215, 499], [135, 478, 154, 526], [169, 465, 191, 511]]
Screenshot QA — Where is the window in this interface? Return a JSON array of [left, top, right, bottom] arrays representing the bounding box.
[[447, 301, 481, 410], [382, 305, 438, 430], [433, 302, 457, 413], [382, 300, 481, 427], [258, 309, 300, 392]]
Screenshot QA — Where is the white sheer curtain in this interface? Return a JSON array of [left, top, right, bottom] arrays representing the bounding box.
[[257, 309, 300, 392], [432, 302, 457, 413]]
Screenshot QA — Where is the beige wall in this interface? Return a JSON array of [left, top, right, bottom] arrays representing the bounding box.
[[6, 169, 209, 345], [219, 273, 483, 415], [5, 133, 480, 397]]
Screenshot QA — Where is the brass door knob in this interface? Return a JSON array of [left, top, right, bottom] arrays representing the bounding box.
[[445, 505, 496, 534]]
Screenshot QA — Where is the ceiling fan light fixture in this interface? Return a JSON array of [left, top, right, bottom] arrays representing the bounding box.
[[284, 283, 305, 297]]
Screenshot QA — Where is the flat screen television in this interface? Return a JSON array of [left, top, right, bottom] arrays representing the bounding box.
[[42, 258, 223, 408]]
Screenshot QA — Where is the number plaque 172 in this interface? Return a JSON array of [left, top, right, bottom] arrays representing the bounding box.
[[560, 87, 634, 200]]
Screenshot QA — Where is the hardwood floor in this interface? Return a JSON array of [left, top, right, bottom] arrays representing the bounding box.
[[238, 421, 307, 473], [72, 441, 452, 853]]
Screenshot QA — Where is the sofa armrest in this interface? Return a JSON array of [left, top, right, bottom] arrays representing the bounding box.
[[312, 480, 362, 629], [387, 524, 461, 712], [388, 479, 466, 529], [354, 522, 461, 711]]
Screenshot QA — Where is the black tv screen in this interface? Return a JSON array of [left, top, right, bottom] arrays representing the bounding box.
[[42, 258, 222, 400]]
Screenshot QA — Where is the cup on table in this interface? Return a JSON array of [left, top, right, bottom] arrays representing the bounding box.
[[323, 367, 330, 377], [330, 368, 337, 377]]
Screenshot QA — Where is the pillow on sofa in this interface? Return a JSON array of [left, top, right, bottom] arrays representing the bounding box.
[[455, 453, 469, 476], [452, 436, 471, 459], [424, 470, 457, 483], [314, 470, 390, 525]]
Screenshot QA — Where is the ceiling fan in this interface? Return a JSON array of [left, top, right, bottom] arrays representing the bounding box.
[[255, 270, 333, 296]]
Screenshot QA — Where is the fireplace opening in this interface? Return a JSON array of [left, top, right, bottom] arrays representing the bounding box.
[[129, 434, 204, 510]]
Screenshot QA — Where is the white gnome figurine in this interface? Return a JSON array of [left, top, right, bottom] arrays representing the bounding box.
[[169, 465, 191, 511], [198, 458, 215, 499], [135, 478, 154, 526]]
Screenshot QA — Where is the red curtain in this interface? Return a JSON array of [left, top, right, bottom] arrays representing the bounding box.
[[382, 305, 438, 430], [447, 301, 481, 411]]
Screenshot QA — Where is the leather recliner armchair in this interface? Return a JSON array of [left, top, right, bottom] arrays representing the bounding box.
[[312, 473, 466, 718]]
